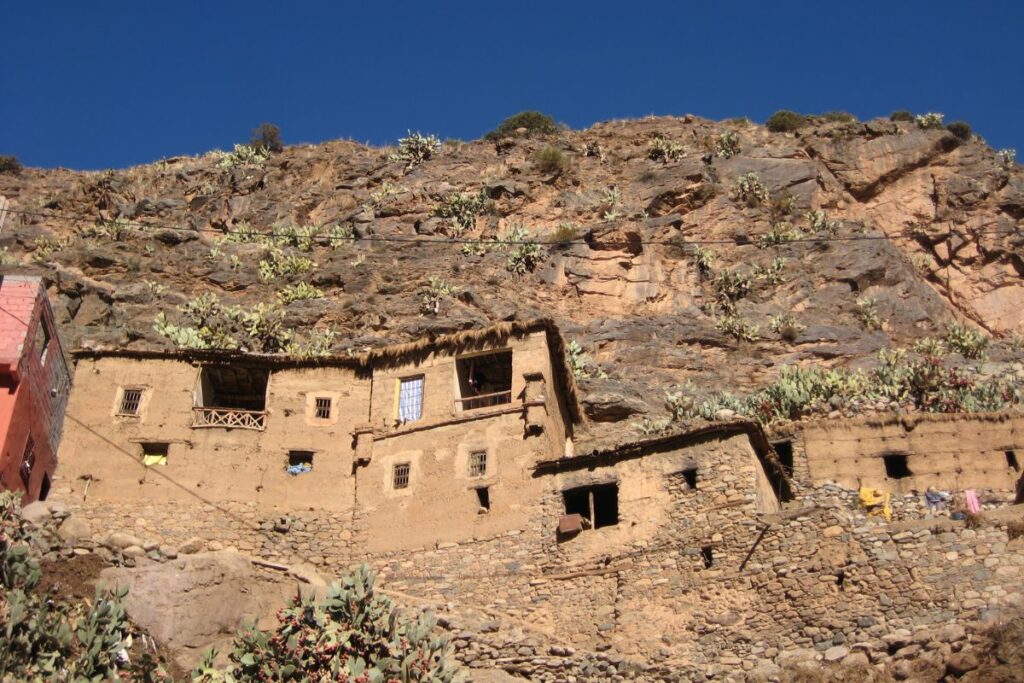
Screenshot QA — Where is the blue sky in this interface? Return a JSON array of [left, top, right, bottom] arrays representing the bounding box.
[[2, 1, 1022, 170]]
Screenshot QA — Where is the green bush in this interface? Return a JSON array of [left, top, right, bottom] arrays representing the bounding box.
[[820, 111, 857, 123], [997, 148, 1016, 169], [688, 246, 715, 279], [714, 132, 741, 159], [946, 121, 972, 141], [217, 143, 270, 169], [855, 297, 882, 330], [889, 110, 914, 122], [154, 296, 294, 353], [550, 222, 580, 244], [765, 110, 808, 133], [250, 123, 283, 153], [944, 321, 988, 359], [277, 282, 324, 304], [0, 154, 23, 174], [915, 112, 945, 130], [533, 146, 571, 176], [735, 172, 770, 207], [432, 190, 493, 235], [715, 313, 760, 342], [420, 276, 457, 315], [192, 564, 460, 683], [485, 111, 559, 140], [390, 131, 441, 170], [648, 137, 684, 163]]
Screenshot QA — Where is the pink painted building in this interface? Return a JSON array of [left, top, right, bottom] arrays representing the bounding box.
[[0, 274, 71, 502]]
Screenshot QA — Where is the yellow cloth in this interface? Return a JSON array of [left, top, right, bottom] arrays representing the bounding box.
[[142, 454, 167, 467], [859, 487, 891, 521]]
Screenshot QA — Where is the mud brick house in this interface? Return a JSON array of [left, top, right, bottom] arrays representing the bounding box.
[[0, 274, 71, 502]]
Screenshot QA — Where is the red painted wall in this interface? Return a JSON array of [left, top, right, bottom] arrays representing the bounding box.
[[0, 275, 71, 502]]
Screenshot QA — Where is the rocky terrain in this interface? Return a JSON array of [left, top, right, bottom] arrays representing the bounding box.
[[2, 112, 1023, 431]]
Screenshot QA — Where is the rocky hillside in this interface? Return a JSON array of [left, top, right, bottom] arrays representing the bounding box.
[[2, 112, 1022, 432]]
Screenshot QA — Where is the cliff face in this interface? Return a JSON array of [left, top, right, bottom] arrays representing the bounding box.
[[1, 114, 1021, 427]]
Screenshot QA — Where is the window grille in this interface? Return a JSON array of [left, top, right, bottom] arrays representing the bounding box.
[[398, 377, 424, 423], [393, 462, 411, 489], [314, 397, 332, 419], [469, 451, 487, 477], [20, 436, 35, 489], [119, 389, 142, 416]]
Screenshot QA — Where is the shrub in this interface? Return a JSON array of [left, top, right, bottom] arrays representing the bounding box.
[[277, 282, 324, 304], [715, 313, 760, 342], [648, 137, 684, 163], [82, 218, 135, 241], [506, 228, 544, 274], [806, 210, 840, 236], [765, 110, 808, 133], [0, 154, 23, 174], [217, 143, 270, 169], [915, 112, 945, 130], [820, 111, 857, 123], [328, 223, 355, 248], [258, 247, 315, 281], [890, 110, 914, 122], [688, 246, 715, 279], [485, 111, 559, 140], [714, 132, 741, 158], [273, 224, 321, 251], [250, 122, 283, 153], [566, 340, 607, 380], [420, 276, 457, 315], [735, 172, 770, 207], [714, 269, 753, 311], [390, 131, 441, 170], [769, 314, 805, 341], [753, 257, 786, 285], [533, 146, 571, 176], [432, 190, 493, 235], [855, 297, 882, 330], [757, 223, 803, 248], [997, 148, 1017, 169], [551, 222, 580, 244], [944, 321, 988, 359], [155, 298, 294, 353], [912, 337, 945, 356], [946, 121, 972, 141], [192, 564, 459, 682]]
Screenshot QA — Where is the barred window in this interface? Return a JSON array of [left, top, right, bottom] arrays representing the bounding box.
[[398, 376, 424, 423], [314, 397, 332, 419], [469, 451, 487, 477], [118, 388, 143, 416], [393, 462, 410, 489]]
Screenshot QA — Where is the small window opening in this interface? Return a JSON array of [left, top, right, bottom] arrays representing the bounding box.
[[1006, 450, 1020, 472], [20, 436, 36, 489], [773, 441, 794, 476], [469, 451, 488, 477], [287, 450, 314, 475], [397, 377, 424, 423], [835, 570, 846, 591], [475, 487, 490, 511], [314, 397, 332, 419], [141, 442, 169, 467], [393, 462, 411, 489], [39, 473, 51, 501], [456, 351, 513, 411], [562, 483, 619, 530], [119, 388, 143, 416], [701, 545, 714, 568], [681, 467, 698, 490], [883, 453, 912, 479], [36, 317, 52, 362]]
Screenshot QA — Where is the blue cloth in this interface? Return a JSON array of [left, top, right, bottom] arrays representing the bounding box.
[[286, 463, 312, 476]]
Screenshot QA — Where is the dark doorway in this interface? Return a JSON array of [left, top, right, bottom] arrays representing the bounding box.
[[701, 546, 714, 568], [475, 487, 490, 511], [772, 441, 794, 476], [1006, 450, 1020, 472], [883, 453, 912, 479], [455, 351, 513, 410]]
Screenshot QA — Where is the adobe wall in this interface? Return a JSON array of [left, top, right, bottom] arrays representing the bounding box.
[[797, 412, 1024, 494], [58, 357, 367, 511]]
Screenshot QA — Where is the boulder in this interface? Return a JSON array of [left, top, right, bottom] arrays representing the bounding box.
[[177, 537, 205, 554], [57, 515, 91, 544], [19, 501, 51, 525], [946, 651, 980, 675], [104, 531, 143, 550]]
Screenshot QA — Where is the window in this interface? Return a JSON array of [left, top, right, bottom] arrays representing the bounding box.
[[314, 397, 332, 419], [141, 443, 169, 467], [475, 487, 490, 511], [193, 366, 270, 430], [469, 451, 487, 477], [455, 351, 513, 411], [287, 450, 314, 475], [393, 463, 411, 489], [118, 388, 143, 416], [701, 546, 714, 568], [882, 453, 912, 479], [679, 467, 698, 490], [773, 441, 794, 476], [562, 483, 618, 530], [20, 436, 36, 489], [398, 376, 423, 423], [36, 317, 52, 363], [1006, 450, 1020, 472]]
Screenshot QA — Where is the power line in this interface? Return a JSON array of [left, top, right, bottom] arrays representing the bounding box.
[[2, 206, 1021, 249]]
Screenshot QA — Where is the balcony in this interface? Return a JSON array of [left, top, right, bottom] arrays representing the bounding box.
[[454, 390, 513, 412], [192, 407, 267, 431]]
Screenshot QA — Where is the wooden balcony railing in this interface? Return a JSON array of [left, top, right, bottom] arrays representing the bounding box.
[[454, 390, 513, 412], [192, 407, 267, 431]]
